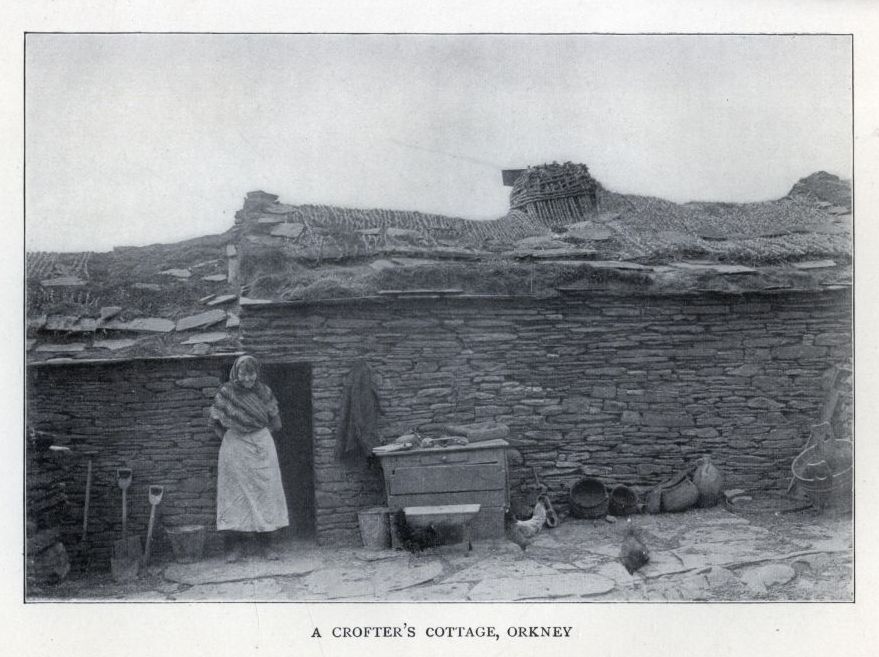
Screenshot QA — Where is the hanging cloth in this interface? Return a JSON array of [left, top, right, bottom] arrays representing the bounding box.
[[335, 361, 383, 461]]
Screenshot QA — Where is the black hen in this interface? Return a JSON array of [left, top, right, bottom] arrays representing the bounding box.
[[619, 522, 650, 575], [392, 510, 441, 553]]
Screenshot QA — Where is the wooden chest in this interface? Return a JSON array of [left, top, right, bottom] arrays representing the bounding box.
[[373, 439, 510, 540]]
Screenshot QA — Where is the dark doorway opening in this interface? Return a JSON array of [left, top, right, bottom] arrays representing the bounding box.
[[260, 362, 316, 540]]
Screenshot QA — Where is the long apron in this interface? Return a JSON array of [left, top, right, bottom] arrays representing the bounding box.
[[216, 427, 290, 532]]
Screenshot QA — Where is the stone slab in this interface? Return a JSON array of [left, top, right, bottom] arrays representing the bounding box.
[[176, 309, 227, 332], [565, 223, 614, 241], [303, 561, 442, 599], [467, 573, 615, 601], [270, 223, 304, 239], [172, 578, 288, 601], [99, 306, 123, 321], [160, 268, 192, 279], [740, 563, 796, 593], [41, 276, 85, 287], [387, 227, 424, 240], [703, 566, 738, 588], [73, 318, 97, 332], [675, 573, 712, 599], [202, 274, 228, 282], [36, 343, 86, 353], [127, 317, 176, 333], [45, 315, 79, 331], [445, 556, 560, 583], [641, 550, 686, 577], [164, 556, 320, 586], [182, 331, 230, 344], [373, 559, 444, 591], [583, 260, 652, 271], [571, 554, 604, 571], [671, 262, 756, 274], [369, 259, 396, 271], [354, 549, 407, 563], [207, 294, 237, 306], [583, 543, 624, 558], [793, 260, 837, 270], [383, 582, 473, 602], [263, 203, 296, 214], [597, 561, 636, 585], [94, 339, 138, 351]]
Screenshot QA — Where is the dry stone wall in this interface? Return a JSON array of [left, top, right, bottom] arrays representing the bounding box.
[[243, 290, 851, 546], [26, 357, 235, 565], [26, 291, 852, 552]]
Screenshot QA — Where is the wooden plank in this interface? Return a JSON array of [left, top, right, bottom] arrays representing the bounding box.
[[415, 451, 501, 466], [390, 464, 505, 494], [404, 504, 481, 516], [374, 438, 509, 457], [387, 489, 507, 509]]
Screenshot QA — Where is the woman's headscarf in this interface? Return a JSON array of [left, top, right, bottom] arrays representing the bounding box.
[[210, 355, 280, 434]]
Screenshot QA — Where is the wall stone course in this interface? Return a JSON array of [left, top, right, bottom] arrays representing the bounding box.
[[30, 291, 851, 547]]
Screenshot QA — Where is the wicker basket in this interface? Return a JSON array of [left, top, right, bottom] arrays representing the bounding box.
[[661, 478, 699, 512], [569, 478, 609, 519], [792, 439, 853, 508], [608, 485, 639, 516]]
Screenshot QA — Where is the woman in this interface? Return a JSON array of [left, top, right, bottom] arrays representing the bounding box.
[[210, 355, 289, 562]]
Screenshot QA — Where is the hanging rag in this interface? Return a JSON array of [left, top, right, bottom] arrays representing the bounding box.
[[335, 361, 383, 462]]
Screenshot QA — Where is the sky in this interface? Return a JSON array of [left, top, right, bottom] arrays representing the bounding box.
[[25, 34, 852, 252]]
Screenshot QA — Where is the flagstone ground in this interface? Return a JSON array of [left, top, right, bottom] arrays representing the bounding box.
[[30, 502, 852, 602]]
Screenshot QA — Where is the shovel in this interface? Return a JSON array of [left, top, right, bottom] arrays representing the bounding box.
[[111, 467, 142, 582], [142, 486, 164, 569]]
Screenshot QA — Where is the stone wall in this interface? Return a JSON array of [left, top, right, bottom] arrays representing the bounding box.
[[26, 356, 236, 565], [242, 290, 851, 546]]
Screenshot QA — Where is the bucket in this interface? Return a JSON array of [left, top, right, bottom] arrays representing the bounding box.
[[166, 524, 206, 563], [358, 507, 391, 549], [569, 478, 608, 519]]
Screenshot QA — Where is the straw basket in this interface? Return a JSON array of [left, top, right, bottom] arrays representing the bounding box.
[[166, 525, 206, 564], [792, 439, 853, 508], [661, 478, 699, 512], [608, 485, 639, 516], [569, 478, 609, 519]]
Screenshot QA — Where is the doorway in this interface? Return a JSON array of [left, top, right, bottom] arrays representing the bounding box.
[[260, 362, 316, 539]]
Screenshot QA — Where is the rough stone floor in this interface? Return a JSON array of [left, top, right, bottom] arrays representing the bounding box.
[[31, 502, 853, 602]]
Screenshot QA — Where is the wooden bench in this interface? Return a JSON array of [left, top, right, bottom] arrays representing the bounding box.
[[402, 503, 481, 551]]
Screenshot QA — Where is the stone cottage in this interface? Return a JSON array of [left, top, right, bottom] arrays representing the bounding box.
[[26, 164, 852, 559]]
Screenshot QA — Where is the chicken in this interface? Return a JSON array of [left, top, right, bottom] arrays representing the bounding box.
[[505, 499, 547, 553], [392, 510, 441, 554], [619, 521, 650, 575]]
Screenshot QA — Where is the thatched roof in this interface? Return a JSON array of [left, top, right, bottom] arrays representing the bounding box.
[[236, 168, 851, 301], [25, 167, 851, 364]]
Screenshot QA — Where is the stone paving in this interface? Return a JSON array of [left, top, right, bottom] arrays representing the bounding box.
[[32, 505, 853, 602]]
